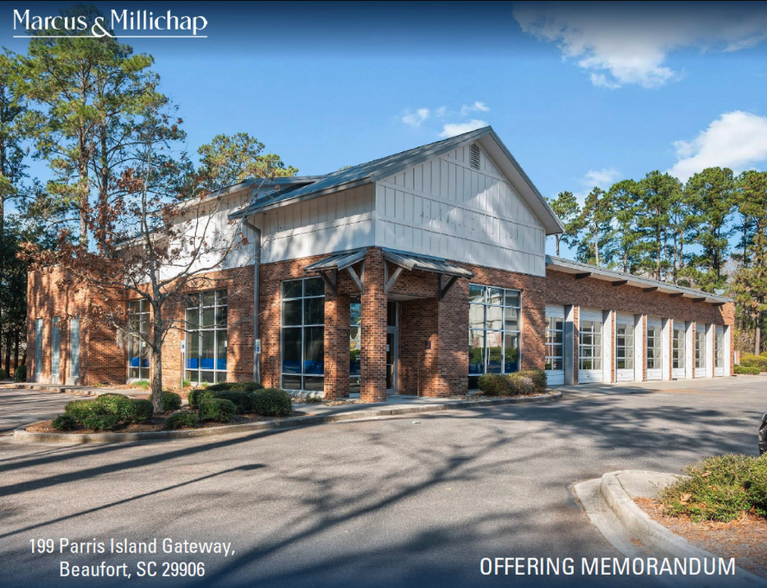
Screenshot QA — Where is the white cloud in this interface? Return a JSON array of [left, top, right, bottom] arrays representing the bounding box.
[[435, 106, 448, 117], [460, 101, 490, 116], [439, 119, 489, 138], [583, 168, 622, 187], [668, 111, 767, 181], [513, 2, 767, 88], [401, 108, 430, 128]]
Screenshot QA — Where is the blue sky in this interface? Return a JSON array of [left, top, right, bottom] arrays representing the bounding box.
[[4, 1, 767, 257]]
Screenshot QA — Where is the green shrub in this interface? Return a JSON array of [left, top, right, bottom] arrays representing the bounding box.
[[526, 369, 547, 393], [122, 399, 154, 423], [213, 390, 250, 413], [739, 354, 767, 371], [94, 393, 132, 416], [165, 412, 200, 430], [250, 388, 292, 417], [182, 379, 191, 388], [64, 399, 108, 423], [82, 413, 120, 431], [205, 382, 235, 392], [199, 398, 236, 422], [14, 364, 26, 382], [230, 381, 264, 393], [134, 379, 151, 390], [477, 374, 509, 396], [507, 372, 535, 395], [735, 364, 761, 375], [187, 388, 216, 409], [52, 414, 77, 431], [659, 454, 767, 522], [0, 367, 6, 379], [159, 391, 182, 412]]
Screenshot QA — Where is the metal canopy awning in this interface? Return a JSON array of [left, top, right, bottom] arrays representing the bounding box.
[[381, 248, 473, 300], [304, 249, 367, 295], [304, 247, 473, 300]]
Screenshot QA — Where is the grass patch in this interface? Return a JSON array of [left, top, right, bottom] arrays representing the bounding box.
[[659, 454, 767, 522]]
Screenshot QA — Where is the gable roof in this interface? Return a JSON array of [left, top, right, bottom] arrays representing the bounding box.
[[546, 255, 730, 305], [229, 126, 564, 234]]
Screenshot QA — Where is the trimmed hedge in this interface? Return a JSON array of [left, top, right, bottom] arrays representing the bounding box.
[[188, 388, 216, 409], [250, 388, 292, 417], [0, 367, 6, 379], [14, 364, 26, 382], [478, 370, 547, 396], [64, 399, 108, 423], [477, 374, 509, 396], [160, 391, 182, 412], [735, 364, 761, 375], [213, 390, 251, 413], [82, 414, 120, 431], [165, 412, 200, 430], [659, 454, 767, 522], [123, 399, 154, 423], [94, 393, 132, 416], [52, 414, 77, 431], [199, 398, 236, 422], [740, 354, 767, 372]]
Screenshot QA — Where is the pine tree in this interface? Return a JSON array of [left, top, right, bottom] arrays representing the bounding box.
[[576, 187, 614, 266], [636, 171, 681, 281], [546, 191, 580, 256], [684, 167, 735, 293]]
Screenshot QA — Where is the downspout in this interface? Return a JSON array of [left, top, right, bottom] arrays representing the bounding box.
[[243, 217, 261, 383]]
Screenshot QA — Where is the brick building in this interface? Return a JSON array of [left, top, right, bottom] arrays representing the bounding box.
[[26, 127, 734, 401]]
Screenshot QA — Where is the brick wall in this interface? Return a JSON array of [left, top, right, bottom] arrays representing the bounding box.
[[26, 267, 125, 385]]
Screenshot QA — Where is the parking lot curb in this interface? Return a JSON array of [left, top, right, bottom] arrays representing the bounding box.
[[12, 390, 561, 444], [597, 470, 767, 587]]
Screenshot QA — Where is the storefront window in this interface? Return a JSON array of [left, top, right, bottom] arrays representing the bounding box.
[[282, 277, 325, 391], [185, 290, 228, 383], [129, 300, 150, 380], [350, 301, 361, 393], [468, 284, 521, 388]]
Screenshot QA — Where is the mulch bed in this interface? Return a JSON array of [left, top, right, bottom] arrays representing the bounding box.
[[636, 497, 767, 578], [26, 410, 307, 434]]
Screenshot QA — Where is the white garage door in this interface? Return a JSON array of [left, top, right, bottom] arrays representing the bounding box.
[[545, 305, 565, 386], [672, 321, 686, 379], [646, 317, 663, 381], [695, 322, 707, 378], [579, 309, 603, 384], [714, 325, 724, 376], [615, 313, 635, 382]]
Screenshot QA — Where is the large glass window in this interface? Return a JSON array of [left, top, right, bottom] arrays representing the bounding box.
[[350, 301, 361, 393], [616, 323, 634, 370], [646, 326, 662, 370], [51, 317, 61, 377], [468, 284, 521, 387], [185, 290, 228, 384], [579, 320, 602, 371], [282, 277, 325, 391], [129, 300, 150, 380], [695, 328, 706, 369], [673, 327, 685, 370], [545, 316, 563, 371], [715, 328, 724, 369]]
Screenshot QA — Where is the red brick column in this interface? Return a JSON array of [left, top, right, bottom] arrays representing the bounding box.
[[360, 248, 387, 402], [435, 278, 469, 396], [324, 288, 350, 399]]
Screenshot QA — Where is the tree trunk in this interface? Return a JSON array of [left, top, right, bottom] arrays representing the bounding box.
[[555, 235, 560, 256], [150, 309, 164, 412], [13, 328, 19, 375], [4, 330, 10, 375], [756, 318, 762, 356]]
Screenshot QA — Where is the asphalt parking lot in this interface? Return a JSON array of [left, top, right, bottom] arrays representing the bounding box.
[[0, 377, 764, 588]]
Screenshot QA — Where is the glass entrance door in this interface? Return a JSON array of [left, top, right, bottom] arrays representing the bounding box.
[[386, 301, 398, 394]]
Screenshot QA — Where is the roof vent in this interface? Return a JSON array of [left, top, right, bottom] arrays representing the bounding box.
[[469, 144, 480, 170]]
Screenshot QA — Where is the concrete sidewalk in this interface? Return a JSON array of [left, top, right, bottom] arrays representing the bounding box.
[[6, 382, 148, 398]]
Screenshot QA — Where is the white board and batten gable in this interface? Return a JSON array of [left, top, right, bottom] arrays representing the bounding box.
[[375, 141, 548, 276], [227, 127, 562, 276]]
